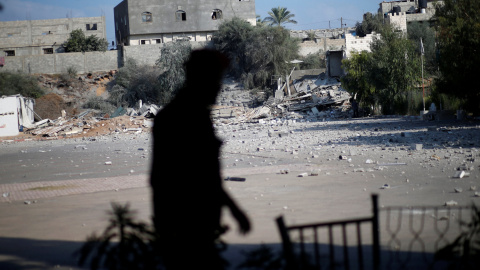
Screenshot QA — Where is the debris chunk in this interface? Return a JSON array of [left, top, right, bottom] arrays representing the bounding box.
[[453, 171, 470, 178], [444, 200, 458, 206]]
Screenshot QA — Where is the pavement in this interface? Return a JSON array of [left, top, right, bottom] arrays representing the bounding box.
[[0, 161, 377, 270], [1, 117, 479, 269]]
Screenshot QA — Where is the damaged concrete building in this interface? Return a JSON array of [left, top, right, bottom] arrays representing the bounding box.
[[114, 0, 256, 46], [380, 0, 440, 32], [0, 17, 107, 57]]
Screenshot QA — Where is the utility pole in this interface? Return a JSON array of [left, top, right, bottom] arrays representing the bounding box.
[[420, 38, 425, 112]]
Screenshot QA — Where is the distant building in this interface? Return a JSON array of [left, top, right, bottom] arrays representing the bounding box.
[[114, 0, 256, 46], [379, 0, 440, 32], [345, 32, 379, 58], [0, 17, 106, 57]]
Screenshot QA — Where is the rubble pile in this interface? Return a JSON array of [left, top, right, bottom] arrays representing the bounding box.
[[213, 73, 352, 124], [23, 114, 151, 139], [35, 71, 115, 120]]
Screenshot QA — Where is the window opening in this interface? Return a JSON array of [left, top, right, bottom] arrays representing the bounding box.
[[86, 23, 97, 31], [141, 40, 146, 45], [142, 12, 152, 22], [212, 9, 222, 20], [155, 39, 162, 44], [176, 10, 186, 21], [5, 50, 15, 56], [43, 48, 53, 54]]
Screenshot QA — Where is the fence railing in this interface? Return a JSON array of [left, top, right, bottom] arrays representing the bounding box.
[[276, 194, 476, 270], [380, 205, 474, 270]]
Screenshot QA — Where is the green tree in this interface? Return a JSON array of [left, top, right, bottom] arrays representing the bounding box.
[[355, 12, 384, 37], [341, 51, 377, 111], [262, 7, 297, 27], [369, 26, 421, 114], [63, 29, 108, 52], [407, 21, 437, 74], [0, 71, 45, 98], [435, 0, 480, 113], [299, 52, 325, 70], [156, 41, 192, 104], [212, 18, 299, 89], [108, 58, 162, 108]]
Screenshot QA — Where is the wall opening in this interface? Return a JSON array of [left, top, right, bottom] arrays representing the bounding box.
[[155, 39, 162, 44], [4, 50, 15, 56], [212, 9, 222, 20], [142, 12, 152, 22], [86, 23, 98, 31], [176, 10, 187, 21], [43, 48, 53, 54]]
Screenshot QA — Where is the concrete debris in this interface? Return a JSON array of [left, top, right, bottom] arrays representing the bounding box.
[[224, 177, 246, 182], [445, 200, 458, 206], [104, 161, 112, 165], [380, 184, 390, 189], [453, 171, 470, 178], [213, 73, 352, 124], [454, 188, 463, 193], [297, 173, 308, 177], [20, 114, 151, 139], [411, 144, 423, 151]]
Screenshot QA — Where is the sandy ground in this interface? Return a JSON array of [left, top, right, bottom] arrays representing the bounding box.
[[0, 116, 479, 269]]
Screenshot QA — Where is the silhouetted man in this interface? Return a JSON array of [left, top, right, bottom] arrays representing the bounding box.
[[151, 49, 250, 270]]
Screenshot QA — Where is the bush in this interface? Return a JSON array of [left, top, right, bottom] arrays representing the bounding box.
[[63, 29, 108, 53], [112, 58, 163, 107], [83, 96, 116, 115], [156, 41, 192, 104], [0, 71, 45, 98], [299, 52, 325, 70]]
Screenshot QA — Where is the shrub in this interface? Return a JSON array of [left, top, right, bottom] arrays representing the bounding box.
[[0, 71, 45, 98]]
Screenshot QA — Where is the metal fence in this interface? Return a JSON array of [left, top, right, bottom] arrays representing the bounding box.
[[276, 195, 477, 270]]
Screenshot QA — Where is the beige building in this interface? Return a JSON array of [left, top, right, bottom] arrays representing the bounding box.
[[0, 16, 106, 57]]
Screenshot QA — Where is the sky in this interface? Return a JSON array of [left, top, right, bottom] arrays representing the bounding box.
[[0, 0, 381, 48]]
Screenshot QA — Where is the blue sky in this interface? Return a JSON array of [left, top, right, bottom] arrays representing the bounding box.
[[0, 0, 381, 47]]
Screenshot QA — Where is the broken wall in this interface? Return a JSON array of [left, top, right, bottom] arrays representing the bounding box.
[[0, 95, 34, 137]]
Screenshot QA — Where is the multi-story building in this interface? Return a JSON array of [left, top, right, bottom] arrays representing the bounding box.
[[379, 0, 440, 32], [0, 17, 106, 57], [114, 0, 256, 46]]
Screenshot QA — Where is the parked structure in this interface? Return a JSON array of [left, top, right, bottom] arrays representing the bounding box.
[[0, 95, 35, 137], [0, 17, 106, 57], [114, 0, 256, 46]]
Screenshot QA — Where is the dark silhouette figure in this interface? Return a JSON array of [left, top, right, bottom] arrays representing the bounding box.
[[351, 99, 359, 118], [151, 49, 251, 269]]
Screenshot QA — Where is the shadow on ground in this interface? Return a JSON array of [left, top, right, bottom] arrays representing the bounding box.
[[0, 237, 464, 270]]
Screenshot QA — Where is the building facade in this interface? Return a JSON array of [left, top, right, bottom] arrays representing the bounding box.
[[0, 17, 106, 57], [114, 0, 256, 46], [379, 0, 440, 32]]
